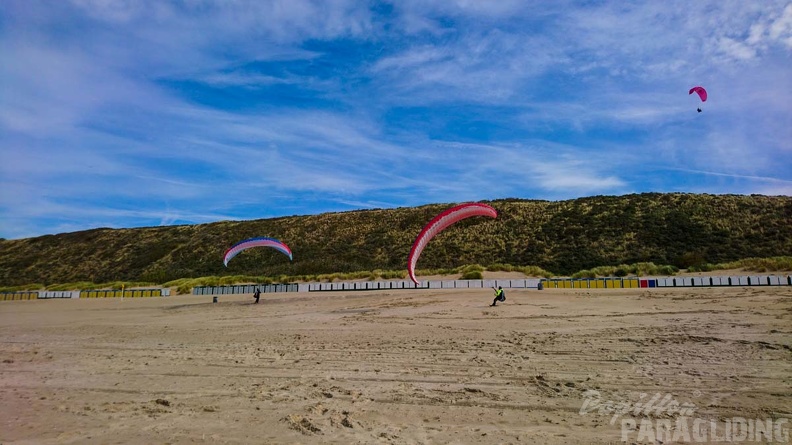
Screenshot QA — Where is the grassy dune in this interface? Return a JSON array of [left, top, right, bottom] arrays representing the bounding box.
[[2, 193, 791, 287]]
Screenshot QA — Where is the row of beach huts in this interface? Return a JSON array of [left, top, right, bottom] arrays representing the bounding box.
[[2, 274, 790, 301]]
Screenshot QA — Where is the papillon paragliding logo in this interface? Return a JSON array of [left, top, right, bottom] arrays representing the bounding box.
[[689, 86, 707, 113]]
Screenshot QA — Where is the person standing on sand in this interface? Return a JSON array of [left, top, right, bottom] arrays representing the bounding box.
[[490, 286, 505, 307], [253, 287, 261, 304]]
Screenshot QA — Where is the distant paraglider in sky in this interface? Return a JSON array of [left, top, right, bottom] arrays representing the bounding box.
[[223, 237, 293, 266], [689, 86, 707, 113], [407, 203, 498, 285]]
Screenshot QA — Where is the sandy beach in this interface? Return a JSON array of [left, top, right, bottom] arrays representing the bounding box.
[[1, 283, 790, 444]]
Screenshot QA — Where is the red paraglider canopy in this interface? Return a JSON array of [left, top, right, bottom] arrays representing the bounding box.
[[689, 86, 707, 102], [406, 203, 498, 285]]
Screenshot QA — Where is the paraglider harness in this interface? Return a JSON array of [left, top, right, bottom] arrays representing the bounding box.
[[494, 287, 505, 302]]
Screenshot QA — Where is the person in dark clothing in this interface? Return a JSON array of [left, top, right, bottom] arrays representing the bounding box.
[[490, 286, 505, 306], [253, 287, 261, 304]]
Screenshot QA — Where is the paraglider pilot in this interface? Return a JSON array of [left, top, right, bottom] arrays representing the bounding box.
[[697, 108, 702, 113], [253, 287, 261, 304], [490, 286, 505, 307]]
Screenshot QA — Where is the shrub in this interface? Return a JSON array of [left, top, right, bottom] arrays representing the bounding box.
[[140, 269, 168, 284], [254, 276, 274, 284], [486, 263, 514, 272], [0, 283, 45, 292], [656, 265, 678, 275], [572, 270, 596, 279], [678, 252, 707, 269], [634, 262, 659, 276], [729, 256, 792, 272], [690, 263, 718, 272], [379, 270, 406, 279], [461, 264, 484, 274], [163, 278, 187, 287], [47, 281, 96, 291], [613, 267, 628, 277], [462, 270, 483, 280], [515, 265, 554, 278]]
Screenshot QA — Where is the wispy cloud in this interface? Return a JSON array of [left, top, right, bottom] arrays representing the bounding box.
[[666, 168, 792, 185]]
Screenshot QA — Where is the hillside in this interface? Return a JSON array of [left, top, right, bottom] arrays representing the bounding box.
[[1, 193, 791, 286]]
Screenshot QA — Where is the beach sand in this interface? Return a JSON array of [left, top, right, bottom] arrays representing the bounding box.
[[1, 283, 790, 444]]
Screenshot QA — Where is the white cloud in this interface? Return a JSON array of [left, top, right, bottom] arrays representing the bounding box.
[[669, 168, 792, 185], [769, 4, 792, 47], [718, 37, 757, 60], [198, 72, 294, 87], [68, 0, 375, 41], [533, 169, 625, 191], [372, 46, 448, 72]]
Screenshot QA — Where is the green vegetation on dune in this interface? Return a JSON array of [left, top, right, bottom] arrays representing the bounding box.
[[0, 283, 45, 292], [1, 193, 791, 287], [687, 256, 792, 273], [1, 257, 791, 293], [45, 281, 156, 291], [571, 263, 680, 279]]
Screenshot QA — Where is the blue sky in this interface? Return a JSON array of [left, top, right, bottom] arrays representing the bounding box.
[[1, 1, 791, 239]]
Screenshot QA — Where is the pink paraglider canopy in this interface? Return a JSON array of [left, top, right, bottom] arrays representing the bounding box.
[[407, 203, 498, 285], [689, 86, 707, 102], [223, 237, 293, 266]]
